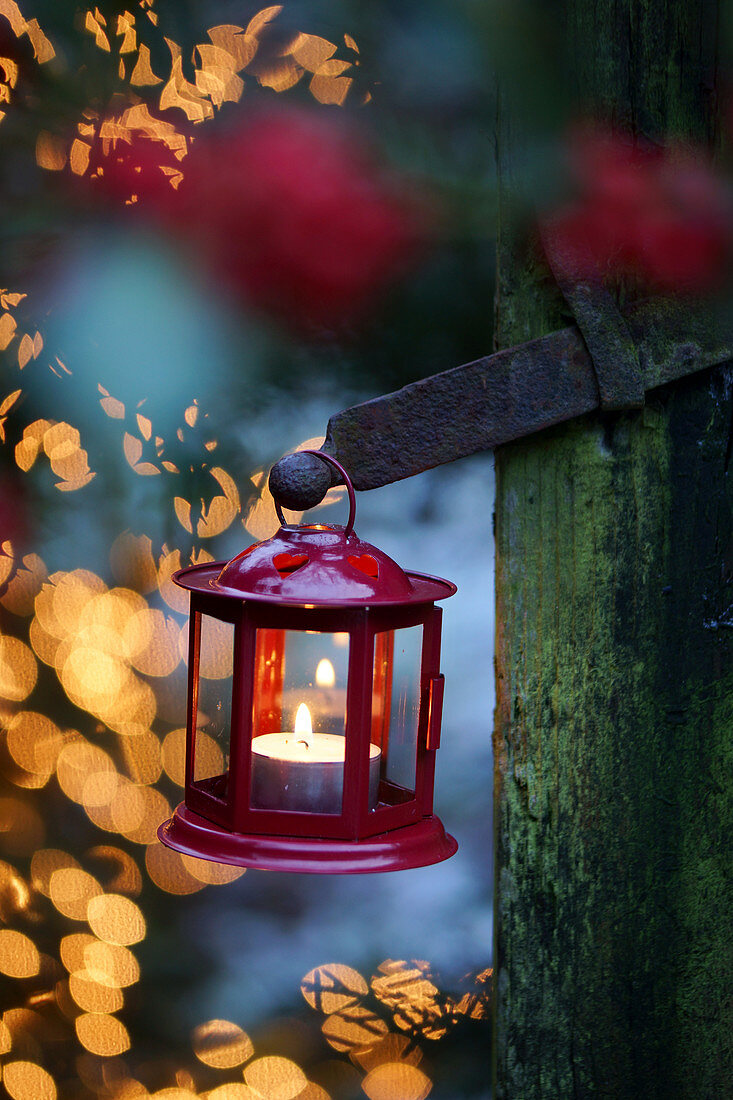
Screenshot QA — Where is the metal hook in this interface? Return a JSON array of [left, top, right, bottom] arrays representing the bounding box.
[[273, 450, 357, 537]]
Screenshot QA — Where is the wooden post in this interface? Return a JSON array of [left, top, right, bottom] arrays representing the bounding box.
[[493, 2, 733, 1096]]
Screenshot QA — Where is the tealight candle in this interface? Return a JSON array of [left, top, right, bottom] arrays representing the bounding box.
[[251, 703, 381, 813]]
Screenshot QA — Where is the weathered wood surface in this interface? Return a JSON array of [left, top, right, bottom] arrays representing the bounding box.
[[494, 373, 733, 1096], [493, 1, 733, 1096]]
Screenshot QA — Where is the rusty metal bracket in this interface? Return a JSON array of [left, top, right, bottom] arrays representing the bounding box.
[[540, 222, 645, 411], [268, 296, 732, 508]]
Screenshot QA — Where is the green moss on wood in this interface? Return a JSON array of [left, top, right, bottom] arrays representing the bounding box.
[[493, 3, 731, 1095], [494, 369, 733, 1098]]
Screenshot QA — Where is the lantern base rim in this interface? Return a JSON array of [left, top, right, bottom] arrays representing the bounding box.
[[158, 804, 458, 874]]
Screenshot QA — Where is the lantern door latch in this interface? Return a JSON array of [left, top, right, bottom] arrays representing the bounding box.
[[426, 674, 445, 752], [269, 296, 732, 510]]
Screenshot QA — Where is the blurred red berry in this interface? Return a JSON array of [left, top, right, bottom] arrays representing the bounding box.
[[173, 106, 427, 329], [545, 128, 731, 293]]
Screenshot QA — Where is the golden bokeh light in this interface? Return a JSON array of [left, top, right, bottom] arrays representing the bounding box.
[[160, 727, 188, 786], [84, 8, 110, 52], [83, 776, 138, 834], [80, 768, 120, 810], [0, 314, 18, 350], [130, 41, 162, 87], [110, 532, 158, 593], [42, 569, 105, 634], [321, 1006, 388, 1054], [28, 616, 59, 668], [82, 939, 140, 989], [75, 1012, 131, 1056], [15, 330, 42, 370], [29, 569, 167, 735], [32, 849, 81, 895], [68, 970, 125, 1014], [115, 785, 170, 845], [291, 1086, 332, 1100], [0, 862, 30, 922], [244, 1055, 308, 1100], [371, 961, 454, 1041], [157, 550, 189, 614], [15, 420, 94, 490], [74, 1050, 136, 1097], [0, 1016, 12, 1054], [0, 928, 40, 978], [207, 1085, 265, 1100], [116, 10, 137, 54], [144, 841, 205, 895], [115, 1081, 152, 1099], [97, 386, 126, 420], [59, 932, 98, 974], [118, 729, 163, 786], [87, 893, 146, 946], [179, 855, 245, 885], [86, 846, 143, 896], [301, 964, 368, 1015], [6, 711, 63, 780], [35, 130, 67, 170], [56, 742, 116, 805], [2, 1007, 44, 1062], [0, 542, 14, 589], [194, 43, 244, 107], [1, 553, 48, 616], [352, 1033, 422, 1073], [80, 587, 148, 640], [191, 1018, 253, 1069], [361, 1062, 432, 1100], [124, 608, 181, 677], [0, 633, 37, 701], [197, 619, 234, 680], [453, 966, 492, 1021], [124, 430, 160, 475], [149, 1089, 197, 1100], [49, 867, 103, 920], [2, 1061, 56, 1100], [62, 643, 124, 697]]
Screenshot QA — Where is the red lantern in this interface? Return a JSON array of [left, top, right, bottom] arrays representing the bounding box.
[[158, 453, 457, 873]]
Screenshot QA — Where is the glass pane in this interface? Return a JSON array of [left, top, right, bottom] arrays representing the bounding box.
[[193, 614, 234, 799], [372, 625, 423, 797], [251, 630, 354, 814]]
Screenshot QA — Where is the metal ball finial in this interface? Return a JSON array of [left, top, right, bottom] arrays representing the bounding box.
[[268, 451, 335, 512]]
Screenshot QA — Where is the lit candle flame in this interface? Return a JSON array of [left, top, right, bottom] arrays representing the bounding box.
[[315, 658, 336, 688], [294, 702, 313, 748]]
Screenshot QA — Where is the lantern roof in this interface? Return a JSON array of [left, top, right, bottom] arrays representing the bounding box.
[[173, 522, 456, 607]]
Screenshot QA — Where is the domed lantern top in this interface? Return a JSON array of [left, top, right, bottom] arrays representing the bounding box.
[[159, 452, 458, 873], [172, 462, 455, 608]]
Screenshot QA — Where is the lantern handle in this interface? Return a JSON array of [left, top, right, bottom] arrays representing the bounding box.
[[274, 450, 357, 537]]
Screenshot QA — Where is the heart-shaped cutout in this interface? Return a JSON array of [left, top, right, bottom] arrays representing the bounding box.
[[348, 554, 379, 578], [273, 552, 308, 575]]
